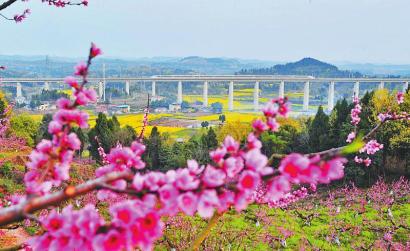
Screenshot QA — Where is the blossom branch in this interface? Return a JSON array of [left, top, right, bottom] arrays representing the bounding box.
[[267, 113, 410, 165], [138, 94, 150, 141], [0, 12, 13, 20], [0, 170, 134, 227], [307, 113, 410, 158], [0, 0, 88, 23], [0, 0, 18, 11], [0, 44, 407, 250]]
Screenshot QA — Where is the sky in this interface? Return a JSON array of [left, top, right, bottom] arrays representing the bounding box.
[[1, 0, 410, 64]]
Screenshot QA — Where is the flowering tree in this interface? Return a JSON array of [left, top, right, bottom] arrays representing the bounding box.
[[0, 44, 408, 250], [0, 0, 88, 22]]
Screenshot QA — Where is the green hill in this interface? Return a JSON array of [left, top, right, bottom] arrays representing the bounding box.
[[237, 57, 363, 77]]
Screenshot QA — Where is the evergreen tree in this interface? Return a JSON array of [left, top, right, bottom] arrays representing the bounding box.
[[308, 106, 330, 152], [189, 135, 209, 164], [218, 114, 226, 123], [205, 127, 218, 149], [358, 91, 375, 132], [74, 127, 87, 157], [35, 114, 53, 144], [145, 126, 162, 169], [329, 98, 351, 146], [158, 144, 173, 171], [109, 115, 121, 131], [260, 125, 299, 157], [88, 113, 116, 162], [201, 121, 209, 128]]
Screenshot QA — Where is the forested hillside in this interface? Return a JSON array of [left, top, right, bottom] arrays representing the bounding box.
[[238, 57, 363, 77]]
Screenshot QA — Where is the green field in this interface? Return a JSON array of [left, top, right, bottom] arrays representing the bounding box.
[[157, 191, 410, 250]]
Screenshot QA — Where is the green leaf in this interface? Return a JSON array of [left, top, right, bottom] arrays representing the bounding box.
[[341, 137, 365, 155]]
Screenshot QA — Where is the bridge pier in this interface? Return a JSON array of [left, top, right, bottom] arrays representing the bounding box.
[[279, 80, 285, 99], [177, 81, 183, 104], [98, 81, 104, 99], [44, 82, 49, 91], [103, 81, 106, 101], [379, 81, 385, 90], [15, 82, 25, 104], [228, 81, 234, 111], [16, 82, 22, 98], [254, 81, 259, 111], [203, 81, 208, 107], [403, 82, 408, 93], [303, 81, 310, 112], [328, 81, 335, 112], [125, 81, 130, 96], [152, 81, 156, 97], [354, 81, 360, 98]]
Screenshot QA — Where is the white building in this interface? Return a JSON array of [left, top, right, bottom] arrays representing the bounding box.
[[169, 103, 181, 112]]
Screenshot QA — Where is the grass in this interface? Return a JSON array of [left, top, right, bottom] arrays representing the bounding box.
[[0, 143, 407, 250], [0, 178, 24, 195], [157, 199, 410, 250]]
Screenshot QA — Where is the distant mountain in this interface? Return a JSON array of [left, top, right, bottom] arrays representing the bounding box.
[[169, 56, 245, 74], [237, 57, 363, 78], [337, 63, 410, 77], [0, 55, 277, 77]]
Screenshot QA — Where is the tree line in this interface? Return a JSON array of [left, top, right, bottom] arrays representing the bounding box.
[[14, 88, 409, 187]]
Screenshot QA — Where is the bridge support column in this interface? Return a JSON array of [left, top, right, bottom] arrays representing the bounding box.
[[16, 82, 22, 98], [177, 81, 183, 104], [152, 81, 156, 97], [203, 81, 208, 107], [44, 82, 49, 91], [125, 81, 130, 96], [228, 81, 234, 111], [379, 81, 385, 90], [279, 80, 285, 98], [328, 81, 335, 112], [303, 81, 310, 112], [403, 82, 409, 93], [354, 81, 360, 98], [103, 81, 106, 102], [98, 81, 103, 99]]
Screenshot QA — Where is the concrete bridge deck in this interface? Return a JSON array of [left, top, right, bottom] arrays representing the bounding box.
[[1, 75, 408, 112]]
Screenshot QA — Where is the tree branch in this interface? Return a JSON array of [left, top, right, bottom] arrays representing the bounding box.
[[306, 114, 410, 158], [138, 93, 150, 140], [0, 170, 134, 227], [190, 212, 224, 250], [0, 0, 18, 12], [0, 100, 407, 231], [0, 12, 12, 20]]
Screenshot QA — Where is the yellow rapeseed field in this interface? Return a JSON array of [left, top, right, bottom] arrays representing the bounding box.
[[28, 114, 44, 123], [183, 95, 244, 109], [196, 112, 261, 123], [59, 89, 73, 96], [27, 98, 303, 139]]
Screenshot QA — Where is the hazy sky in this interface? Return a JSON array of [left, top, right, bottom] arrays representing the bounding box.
[[1, 0, 410, 63]]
